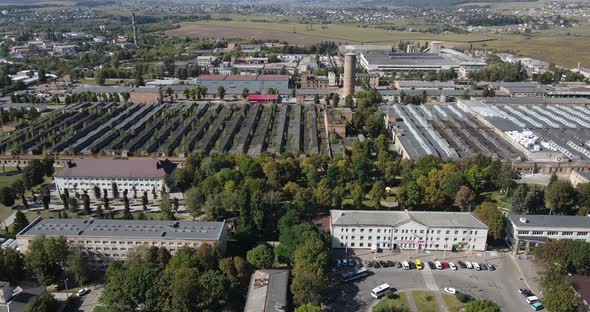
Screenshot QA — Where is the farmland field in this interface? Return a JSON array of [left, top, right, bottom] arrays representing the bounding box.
[[167, 20, 590, 67]]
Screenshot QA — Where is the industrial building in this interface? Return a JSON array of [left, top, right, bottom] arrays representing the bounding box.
[[54, 159, 176, 198], [506, 214, 590, 254], [359, 48, 485, 78], [16, 217, 227, 269], [382, 97, 590, 175], [329, 210, 488, 251], [195, 74, 290, 95]]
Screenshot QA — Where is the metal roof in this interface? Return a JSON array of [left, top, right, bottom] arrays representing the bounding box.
[[17, 217, 225, 241], [244, 270, 289, 312], [508, 214, 590, 230], [330, 210, 488, 229]]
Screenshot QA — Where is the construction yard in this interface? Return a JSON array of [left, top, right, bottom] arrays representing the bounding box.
[[0, 102, 334, 158]]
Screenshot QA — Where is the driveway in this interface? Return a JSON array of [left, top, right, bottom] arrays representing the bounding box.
[[77, 285, 103, 312]]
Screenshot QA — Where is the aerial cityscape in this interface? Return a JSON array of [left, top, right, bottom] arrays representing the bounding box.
[[1, 0, 590, 311]]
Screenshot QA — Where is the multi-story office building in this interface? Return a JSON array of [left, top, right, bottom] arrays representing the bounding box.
[[54, 159, 176, 198], [16, 217, 227, 269], [329, 210, 488, 251], [506, 214, 590, 254]]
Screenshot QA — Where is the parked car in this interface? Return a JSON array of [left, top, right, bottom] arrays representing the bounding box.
[[449, 262, 457, 271], [519, 288, 534, 297], [77, 288, 90, 296], [373, 261, 381, 268], [480, 263, 488, 270], [409, 262, 417, 269], [457, 261, 467, 269], [402, 261, 411, 270], [394, 261, 402, 268], [531, 301, 544, 311], [488, 264, 496, 271], [366, 261, 373, 268], [387, 260, 395, 267], [442, 262, 449, 269], [428, 261, 436, 269], [465, 262, 473, 269], [472, 262, 481, 271], [444, 287, 457, 295], [435, 261, 443, 270], [416, 259, 423, 270], [380, 261, 388, 268], [526, 296, 540, 304]]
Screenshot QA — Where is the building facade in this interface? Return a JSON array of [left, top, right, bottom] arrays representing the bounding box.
[[506, 214, 590, 254], [54, 159, 176, 198], [16, 217, 227, 269], [330, 210, 488, 251]]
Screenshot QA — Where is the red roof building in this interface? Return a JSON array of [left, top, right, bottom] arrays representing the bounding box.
[[247, 94, 280, 103]]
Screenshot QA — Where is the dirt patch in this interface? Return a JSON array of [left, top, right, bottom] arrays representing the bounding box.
[[165, 23, 360, 45]]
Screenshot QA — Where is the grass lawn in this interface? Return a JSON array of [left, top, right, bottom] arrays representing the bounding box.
[[372, 293, 411, 312], [0, 206, 13, 223], [480, 191, 509, 209], [441, 294, 464, 312], [93, 306, 108, 312], [412, 291, 440, 312], [0, 174, 21, 188]]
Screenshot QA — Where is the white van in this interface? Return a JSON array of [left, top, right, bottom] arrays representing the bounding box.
[[402, 261, 411, 270], [435, 261, 443, 270], [465, 262, 473, 269], [472, 262, 481, 271], [526, 296, 540, 304]]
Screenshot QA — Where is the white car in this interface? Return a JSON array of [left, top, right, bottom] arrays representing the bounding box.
[[465, 262, 473, 269], [77, 288, 90, 296], [444, 287, 457, 295], [472, 262, 481, 271], [449, 262, 457, 271], [435, 261, 443, 270]]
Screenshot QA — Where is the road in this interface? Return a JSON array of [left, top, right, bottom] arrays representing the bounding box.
[[77, 285, 103, 312]]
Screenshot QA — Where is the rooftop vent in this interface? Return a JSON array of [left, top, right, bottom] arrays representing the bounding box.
[[519, 217, 528, 224]]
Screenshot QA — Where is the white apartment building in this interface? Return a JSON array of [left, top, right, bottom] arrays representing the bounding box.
[[16, 217, 227, 270], [507, 214, 590, 254], [54, 159, 176, 198], [330, 210, 489, 251]]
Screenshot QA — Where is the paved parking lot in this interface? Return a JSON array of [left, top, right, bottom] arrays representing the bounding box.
[[326, 250, 537, 312]]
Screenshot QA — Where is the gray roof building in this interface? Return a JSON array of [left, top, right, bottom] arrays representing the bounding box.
[[330, 210, 488, 229], [17, 217, 226, 242], [244, 270, 289, 312], [508, 214, 590, 230]]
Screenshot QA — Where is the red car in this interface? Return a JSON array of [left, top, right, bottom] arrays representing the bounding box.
[[442, 262, 450, 269]]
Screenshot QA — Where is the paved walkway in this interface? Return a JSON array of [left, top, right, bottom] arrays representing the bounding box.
[[404, 291, 419, 312]]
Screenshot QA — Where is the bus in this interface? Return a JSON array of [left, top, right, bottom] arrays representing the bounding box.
[[341, 267, 369, 283], [371, 283, 391, 299]]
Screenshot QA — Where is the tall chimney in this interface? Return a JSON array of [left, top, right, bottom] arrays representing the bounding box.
[[343, 53, 356, 98], [131, 13, 139, 47]]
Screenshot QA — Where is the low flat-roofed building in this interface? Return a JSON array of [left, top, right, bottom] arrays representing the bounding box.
[[54, 159, 176, 198], [196, 74, 290, 95], [16, 217, 227, 268], [244, 270, 289, 312], [570, 170, 590, 187], [395, 80, 457, 90], [506, 214, 590, 254], [330, 210, 488, 251], [499, 86, 546, 98]]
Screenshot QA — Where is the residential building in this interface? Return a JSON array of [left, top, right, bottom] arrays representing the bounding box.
[[54, 159, 176, 198], [16, 217, 227, 269], [244, 270, 289, 312], [329, 210, 488, 251], [300, 73, 329, 89], [506, 214, 590, 254]]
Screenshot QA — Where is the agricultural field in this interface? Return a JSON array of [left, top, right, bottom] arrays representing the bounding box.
[[167, 20, 590, 67], [0, 102, 334, 158]]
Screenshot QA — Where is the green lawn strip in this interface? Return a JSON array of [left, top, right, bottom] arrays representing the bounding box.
[[372, 293, 411, 311], [441, 293, 464, 312], [412, 291, 440, 312]]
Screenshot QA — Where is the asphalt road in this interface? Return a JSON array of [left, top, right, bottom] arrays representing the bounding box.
[[326, 252, 534, 312]]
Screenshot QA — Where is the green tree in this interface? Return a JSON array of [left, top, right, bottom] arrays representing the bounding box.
[[246, 244, 274, 269], [0, 248, 25, 285], [11, 210, 29, 236], [67, 246, 90, 286], [464, 299, 501, 312], [291, 270, 327, 306], [474, 203, 506, 240], [350, 183, 364, 208], [25, 292, 58, 312], [94, 69, 106, 85], [25, 235, 68, 285], [296, 304, 322, 312], [344, 95, 353, 107], [369, 180, 386, 209], [0, 186, 15, 207], [217, 86, 226, 99], [100, 264, 160, 312], [184, 187, 204, 218], [241, 88, 249, 99], [545, 181, 577, 215], [454, 185, 476, 212]]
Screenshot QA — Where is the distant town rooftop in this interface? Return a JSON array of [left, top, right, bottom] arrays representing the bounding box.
[[54, 159, 176, 179], [17, 217, 225, 241]]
